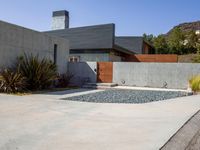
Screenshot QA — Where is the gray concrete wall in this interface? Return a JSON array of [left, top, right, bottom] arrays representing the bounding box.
[[0, 20, 69, 73], [70, 53, 122, 62], [113, 62, 200, 89], [68, 62, 97, 86], [52, 16, 69, 30], [70, 53, 110, 62]]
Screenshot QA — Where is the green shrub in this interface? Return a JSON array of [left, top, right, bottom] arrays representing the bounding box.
[[193, 55, 200, 63], [189, 75, 200, 92], [0, 68, 27, 93], [57, 73, 74, 88], [17, 54, 57, 90]]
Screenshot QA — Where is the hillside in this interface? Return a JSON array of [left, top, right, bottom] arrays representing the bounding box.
[[168, 20, 200, 34]]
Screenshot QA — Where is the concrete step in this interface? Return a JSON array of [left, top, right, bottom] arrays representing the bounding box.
[[82, 83, 118, 89]]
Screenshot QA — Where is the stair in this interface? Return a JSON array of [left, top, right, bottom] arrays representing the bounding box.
[[82, 83, 118, 89]]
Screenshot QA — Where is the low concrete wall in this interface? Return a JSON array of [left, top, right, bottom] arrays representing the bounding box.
[[113, 62, 200, 89], [68, 62, 200, 89], [68, 62, 97, 86], [0, 20, 69, 73]]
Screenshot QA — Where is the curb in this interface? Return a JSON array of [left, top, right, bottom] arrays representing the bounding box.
[[160, 110, 200, 150]]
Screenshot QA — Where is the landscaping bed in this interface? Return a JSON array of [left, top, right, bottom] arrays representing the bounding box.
[[63, 89, 189, 104]]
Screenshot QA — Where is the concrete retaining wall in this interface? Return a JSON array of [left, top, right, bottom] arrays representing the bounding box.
[[0, 20, 69, 73], [68, 62, 97, 86], [113, 62, 200, 89], [67, 62, 200, 89]]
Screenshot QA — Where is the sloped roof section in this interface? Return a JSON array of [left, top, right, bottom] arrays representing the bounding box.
[[45, 24, 115, 50], [115, 36, 144, 54]]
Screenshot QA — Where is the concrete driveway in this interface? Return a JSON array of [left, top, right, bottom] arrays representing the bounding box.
[[0, 90, 200, 150]]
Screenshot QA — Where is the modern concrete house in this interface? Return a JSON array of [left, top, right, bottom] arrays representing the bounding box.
[[0, 20, 69, 73], [45, 10, 153, 62]]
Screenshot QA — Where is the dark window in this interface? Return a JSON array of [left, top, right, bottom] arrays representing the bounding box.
[[54, 44, 57, 64], [69, 56, 80, 62]]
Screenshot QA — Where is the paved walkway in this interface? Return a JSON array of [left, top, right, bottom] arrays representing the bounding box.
[[0, 90, 200, 150]]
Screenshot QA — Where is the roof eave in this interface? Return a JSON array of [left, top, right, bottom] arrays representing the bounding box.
[[113, 44, 135, 55]]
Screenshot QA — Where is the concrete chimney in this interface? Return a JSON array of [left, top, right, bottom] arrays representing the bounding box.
[[51, 10, 69, 30]]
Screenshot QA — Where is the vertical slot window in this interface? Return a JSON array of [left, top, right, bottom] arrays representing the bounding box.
[[54, 44, 57, 64]]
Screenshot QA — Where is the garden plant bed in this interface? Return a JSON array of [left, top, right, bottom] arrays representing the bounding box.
[[63, 89, 189, 104]]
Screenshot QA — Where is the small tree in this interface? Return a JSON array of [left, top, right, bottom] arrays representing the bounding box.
[[143, 33, 154, 45], [167, 27, 185, 54], [197, 43, 200, 55], [153, 35, 169, 54], [193, 43, 200, 63], [185, 31, 199, 54]]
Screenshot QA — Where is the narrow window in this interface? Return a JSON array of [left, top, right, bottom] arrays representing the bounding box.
[[54, 44, 57, 64], [69, 56, 80, 62]]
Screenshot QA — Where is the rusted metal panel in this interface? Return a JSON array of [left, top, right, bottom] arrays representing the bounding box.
[[97, 62, 113, 83], [125, 54, 178, 63]]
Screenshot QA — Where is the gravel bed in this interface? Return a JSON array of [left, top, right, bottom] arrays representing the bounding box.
[[63, 89, 189, 104]]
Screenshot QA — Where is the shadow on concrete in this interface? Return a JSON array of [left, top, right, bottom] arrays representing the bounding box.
[[68, 62, 97, 86]]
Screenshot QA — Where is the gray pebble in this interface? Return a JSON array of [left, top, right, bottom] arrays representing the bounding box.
[[63, 89, 188, 104]]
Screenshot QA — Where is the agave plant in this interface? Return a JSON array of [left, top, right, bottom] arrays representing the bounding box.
[[17, 54, 57, 90], [0, 68, 27, 93]]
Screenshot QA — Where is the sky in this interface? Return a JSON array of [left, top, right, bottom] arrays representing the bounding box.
[[0, 0, 199, 36]]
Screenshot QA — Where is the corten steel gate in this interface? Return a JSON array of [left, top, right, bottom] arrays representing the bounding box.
[[97, 62, 113, 83]]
